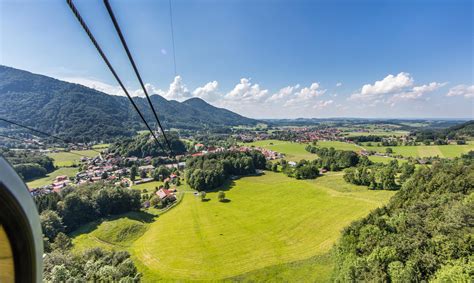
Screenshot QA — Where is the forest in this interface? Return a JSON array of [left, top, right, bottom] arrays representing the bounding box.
[[0, 147, 55, 180], [334, 154, 473, 281]]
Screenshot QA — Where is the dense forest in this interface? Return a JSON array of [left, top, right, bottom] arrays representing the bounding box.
[[334, 155, 473, 281], [305, 145, 360, 171], [185, 151, 267, 191], [0, 65, 259, 142], [0, 147, 54, 180]]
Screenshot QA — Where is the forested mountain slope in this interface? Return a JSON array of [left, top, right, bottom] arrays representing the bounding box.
[[0, 65, 258, 141]]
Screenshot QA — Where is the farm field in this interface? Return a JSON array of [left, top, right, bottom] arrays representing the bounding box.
[[47, 150, 98, 167], [342, 130, 409, 137], [367, 155, 407, 164], [92, 143, 110, 149], [317, 140, 362, 151], [364, 143, 474, 158], [26, 167, 78, 188], [72, 172, 394, 281]]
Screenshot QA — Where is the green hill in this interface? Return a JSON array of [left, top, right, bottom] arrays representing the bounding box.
[[0, 65, 259, 141]]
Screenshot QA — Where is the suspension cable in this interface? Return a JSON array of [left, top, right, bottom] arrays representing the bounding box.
[[103, 0, 173, 155], [66, 0, 167, 154]]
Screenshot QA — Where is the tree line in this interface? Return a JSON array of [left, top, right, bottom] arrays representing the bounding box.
[[334, 155, 473, 281], [1, 147, 55, 181], [185, 151, 266, 191], [305, 145, 360, 171]]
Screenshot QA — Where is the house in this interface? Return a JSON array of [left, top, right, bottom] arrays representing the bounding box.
[[288, 161, 297, 167], [156, 188, 176, 201], [194, 143, 205, 151], [138, 165, 155, 173], [55, 175, 68, 182]]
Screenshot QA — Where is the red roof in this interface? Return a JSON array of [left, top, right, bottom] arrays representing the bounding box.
[[192, 152, 203, 157]]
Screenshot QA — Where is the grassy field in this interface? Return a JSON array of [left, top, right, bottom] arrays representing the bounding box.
[[26, 167, 78, 188], [243, 139, 363, 161], [244, 139, 316, 161], [364, 143, 474, 158], [367, 155, 407, 164], [72, 172, 394, 281], [92, 143, 110, 149], [47, 150, 98, 167], [342, 130, 409, 137]]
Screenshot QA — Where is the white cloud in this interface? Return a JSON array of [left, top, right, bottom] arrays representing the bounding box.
[[285, 83, 326, 106], [162, 75, 191, 101], [389, 82, 447, 104], [192, 81, 219, 101], [225, 78, 269, 102], [446, 84, 474, 98], [313, 100, 334, 109], [336, 82, 342, 87], [266, 84, 300, 102], [351, 72, 414, 100]]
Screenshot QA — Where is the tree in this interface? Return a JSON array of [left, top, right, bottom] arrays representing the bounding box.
[[385, 147, 393, 154], [218, 191, 226, 202], [200, 191, 207, 201], [101, 171, 108, 179], [52, 232, 72, 250], [40, 210, 65, 241], [164, 181, 170, 190], [130, 165, 137, 182], [140, 169, 147, 179]]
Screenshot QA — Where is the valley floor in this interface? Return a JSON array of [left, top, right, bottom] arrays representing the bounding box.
[[72, 172, 394, 281]]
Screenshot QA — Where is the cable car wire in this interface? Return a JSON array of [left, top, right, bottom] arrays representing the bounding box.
[[66, 0, 167, 154], [169, 0, 177, 77], [103, 0, 173, 155]]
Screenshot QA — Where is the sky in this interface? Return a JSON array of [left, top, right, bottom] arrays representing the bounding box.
[[1, 0, 473, 119]]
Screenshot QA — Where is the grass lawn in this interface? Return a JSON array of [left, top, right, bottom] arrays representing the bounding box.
[[244, 139, 316, 161], [364, 143, 474, 158], [367, 155, 407, 164], [131, 181, 163, 192], [26, 167, 78, 188], [47, 150, 98, 167], [317, 141, 362, 151], [72, 172, 394, 281]]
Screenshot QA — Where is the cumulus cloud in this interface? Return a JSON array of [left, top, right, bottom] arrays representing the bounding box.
[[351, 72, 414, 100], [192, 81, 219, 101], [266, 84, 300, 102], [446, 84, 474, 98], [313, 100, 334, 109], [285, 83, 326, 106], [162, 75, 191, 101], [336, 82, 342, 87], [225, 78, 269, 102], [389, 82, 447, 104]]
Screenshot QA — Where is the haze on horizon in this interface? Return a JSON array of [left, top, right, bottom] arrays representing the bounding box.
[[1, 0, 472, 119]]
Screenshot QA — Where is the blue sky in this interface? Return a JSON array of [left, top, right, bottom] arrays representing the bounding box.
[[1, 0, 472, 119]]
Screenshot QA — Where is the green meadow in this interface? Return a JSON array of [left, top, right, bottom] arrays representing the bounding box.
[[244, 139, 362, 161], [72, 172, 394, 281], [364, 143, 474, 158], [47, 150, 98, 167]]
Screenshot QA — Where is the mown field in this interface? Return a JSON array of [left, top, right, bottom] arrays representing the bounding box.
[[243, 139, 362, 161], [47, 150, 98, 167], [72, 172, 394, 281], [363, 143, 474, 158], [26, 167, 78, 188]]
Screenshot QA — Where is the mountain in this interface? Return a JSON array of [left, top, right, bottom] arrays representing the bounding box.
[[0, 65, 258, 141]]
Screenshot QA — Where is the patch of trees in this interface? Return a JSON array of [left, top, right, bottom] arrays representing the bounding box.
[[1, 148, 55, 180], [411, 120, 474, 142], [346, 135, 383, 143], [185, 151, 266, 191], [109, 133, 186, 158], [280, 159, 320, 179], [305, 145, 359, 171], [43, 248, 141, 282], [36, 183, 141, 236], [334, 158, 473, 281], [344, 160, 415, 190]]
